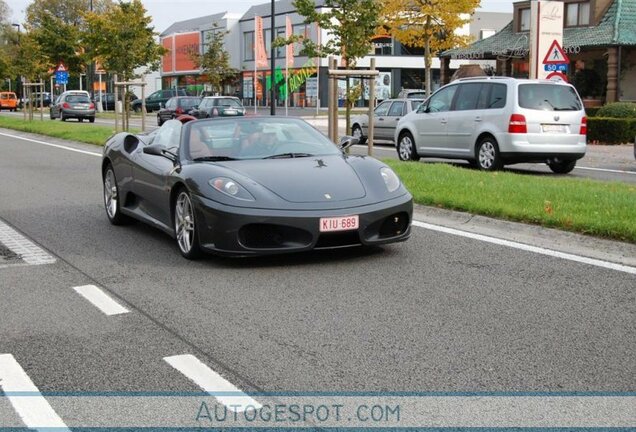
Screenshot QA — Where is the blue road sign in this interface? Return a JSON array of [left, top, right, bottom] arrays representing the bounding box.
[[55, 71, 69, 85], [544, 63, 568, 72]]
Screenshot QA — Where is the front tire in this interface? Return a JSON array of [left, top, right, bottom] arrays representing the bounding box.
[[397, 131, 420, 161], [103, 164, 130, 225], [174, 190, 201, 259], [157, 115, 163, 126], [476, 136, 502, 171], [548, 159, 576, 174], [351, 124, 367, 145]]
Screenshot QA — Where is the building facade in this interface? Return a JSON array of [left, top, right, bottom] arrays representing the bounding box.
[[442, 0, 636, 104], [158, 0, 511, 106]]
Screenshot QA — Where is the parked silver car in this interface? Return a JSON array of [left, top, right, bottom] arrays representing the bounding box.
[[351, 98, 424, 144], [394, 77, 587, 173], [50, 91, 95, 122]]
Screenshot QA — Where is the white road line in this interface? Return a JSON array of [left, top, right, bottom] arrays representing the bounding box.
[[0, 220, 55, 266], [72, 285, 129, 316], [0, 354, 71, 432], [576, 165, 636, 175], [413, 220, 636, 275], [0, 131, 101, 157], [164, 354, 261, 412]]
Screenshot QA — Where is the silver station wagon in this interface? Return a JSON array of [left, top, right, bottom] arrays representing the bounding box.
[[351, 98, 424, 144], [394, 77, 587, 173]]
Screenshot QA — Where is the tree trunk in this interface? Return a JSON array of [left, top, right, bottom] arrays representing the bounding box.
[[425, 16, 432, 98], [345, 76, 351, 137]]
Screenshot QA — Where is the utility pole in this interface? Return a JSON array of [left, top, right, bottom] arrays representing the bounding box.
[[270, 0, 276, 115]]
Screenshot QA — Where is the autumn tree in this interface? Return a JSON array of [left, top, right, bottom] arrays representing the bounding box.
[[84, 0, 165, 125], [293, 0, 379, 132], [189, 26, 237, 95], [25, 0, 113, 76], [0, 0, 9, 24], [0, 1, 13, 87], [380, 0, 479, 96]]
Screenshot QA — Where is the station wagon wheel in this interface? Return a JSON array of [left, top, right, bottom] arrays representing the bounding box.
[[476, 136, 502, 171], [548, 159, 576, 174], [103, 164, 130, 225], [397, 131, 420, 161], [351, 124, 366, 145], [174, 190, 201, 259]]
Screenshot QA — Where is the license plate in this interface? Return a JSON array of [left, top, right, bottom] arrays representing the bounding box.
[[74, 105, 88, 109], [320, 215, 359, 232], [542, 124, 566, 133]]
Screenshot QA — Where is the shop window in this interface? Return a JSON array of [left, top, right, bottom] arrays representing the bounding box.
[[519, 8, 530, 32], [244, 31, 254, 61], [276, 28, 285, 59], [566, 2, 590, 27]]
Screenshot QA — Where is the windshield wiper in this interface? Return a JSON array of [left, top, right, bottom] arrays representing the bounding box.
[[192, 156, 238, 162], [263, 152, 314, 159]]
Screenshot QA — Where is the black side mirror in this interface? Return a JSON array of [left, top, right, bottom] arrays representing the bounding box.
[[338, 135, 359, 150], [143, 144, 177, 163]]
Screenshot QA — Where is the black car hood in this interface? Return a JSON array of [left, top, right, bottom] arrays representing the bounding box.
[[217, 155, 366, 203]]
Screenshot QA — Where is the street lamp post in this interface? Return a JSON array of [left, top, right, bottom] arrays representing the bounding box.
[[11, 24, 23, 119], [270, 0, 276, 115]]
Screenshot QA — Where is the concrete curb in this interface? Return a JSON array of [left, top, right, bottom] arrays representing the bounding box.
[[413, 204, 636, 268]]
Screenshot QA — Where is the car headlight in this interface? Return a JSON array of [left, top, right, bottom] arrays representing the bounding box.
[[209, 177, 254, 201], [380, 167, 400, 192]]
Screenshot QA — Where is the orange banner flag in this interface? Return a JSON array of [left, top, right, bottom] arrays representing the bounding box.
[[254, 16, 268, 68]]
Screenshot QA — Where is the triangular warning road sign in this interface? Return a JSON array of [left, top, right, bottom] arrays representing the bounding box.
[[56, 63, 67, 72], [543, 40, 569, 64]]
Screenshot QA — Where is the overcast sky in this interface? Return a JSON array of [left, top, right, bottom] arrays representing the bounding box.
[[7, 0, 514, 33]]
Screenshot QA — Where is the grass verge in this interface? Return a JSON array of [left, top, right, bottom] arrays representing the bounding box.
[[0, 116, 117, 146], [385, 160, 636, 243]]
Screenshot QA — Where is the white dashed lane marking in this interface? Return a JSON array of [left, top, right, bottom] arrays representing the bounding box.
[[73, 285, 130, 316], [0, 220, 55, 267], [164, 354, 262, 412], [0, 354, 71, 432]]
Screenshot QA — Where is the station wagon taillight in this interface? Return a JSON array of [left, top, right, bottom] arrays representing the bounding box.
[[579, 116, 587, 135], [89, 103, 95, 109], [62, 102, 70, 109], [508, 114, 527, 134]]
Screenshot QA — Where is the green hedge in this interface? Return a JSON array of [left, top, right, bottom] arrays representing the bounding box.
[[587, 117, 636, 144], [584, 107, 601, 117], [596, 102, 636, 118]]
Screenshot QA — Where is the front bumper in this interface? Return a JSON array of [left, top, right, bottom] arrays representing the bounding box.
[[191, 194, 413, 256]]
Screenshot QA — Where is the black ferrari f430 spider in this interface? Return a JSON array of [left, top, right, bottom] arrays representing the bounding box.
[[102, 116, 413, 258]]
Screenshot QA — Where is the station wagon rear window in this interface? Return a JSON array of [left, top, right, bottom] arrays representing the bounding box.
[[518, 84, 582, 111]]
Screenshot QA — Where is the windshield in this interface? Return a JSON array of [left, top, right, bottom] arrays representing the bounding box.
[[180, 98, 201, 109], [67, 95, 91, 104], [518, 84, 582, 111], [185, 117, 341, 161], [219, 98, 242, 108]]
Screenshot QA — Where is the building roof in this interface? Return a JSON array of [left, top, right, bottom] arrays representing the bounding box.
[[160, 12, 230, 36], [442, 0, 636, 58], [240, 0, 326, 21]]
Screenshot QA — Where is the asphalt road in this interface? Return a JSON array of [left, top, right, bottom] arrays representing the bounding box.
[[0, 130, 634, 428], [3, 110, 635, 184]]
